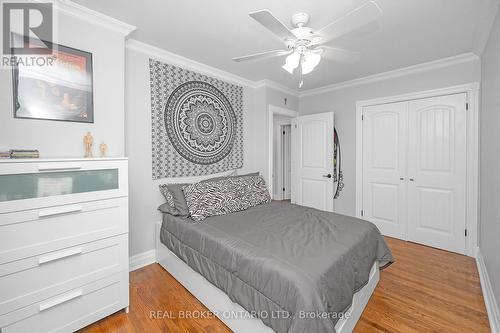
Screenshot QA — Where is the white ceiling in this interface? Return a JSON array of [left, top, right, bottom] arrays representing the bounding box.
[[73, 0, 492, 90]]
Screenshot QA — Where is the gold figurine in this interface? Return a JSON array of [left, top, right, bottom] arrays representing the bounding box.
[[83, 132, 94, 158]]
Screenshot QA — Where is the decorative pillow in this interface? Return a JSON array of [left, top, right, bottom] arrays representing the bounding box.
[[159, 183, 190, 216], [157, 202, 180, 216], [159, 184, 176, 207], [183, 175, 271, 221]]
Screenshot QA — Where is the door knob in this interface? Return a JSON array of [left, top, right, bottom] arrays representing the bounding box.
[[323, 174, 332, 178], [409, 178, 415, 181], [400, 177, 404, 180]]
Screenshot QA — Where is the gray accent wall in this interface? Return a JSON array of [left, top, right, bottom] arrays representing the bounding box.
[[299, 59, 481, 216], [480, 8, 500, 307]]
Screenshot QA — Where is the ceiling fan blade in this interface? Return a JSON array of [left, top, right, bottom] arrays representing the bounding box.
[[317, 46, 361, 64], [232, 49, 292, 62], [316, 1, 382, 44], [249, 10, 296, 41]]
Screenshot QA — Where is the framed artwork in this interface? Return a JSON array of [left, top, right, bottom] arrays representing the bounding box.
[[11, 34, 94, 123]]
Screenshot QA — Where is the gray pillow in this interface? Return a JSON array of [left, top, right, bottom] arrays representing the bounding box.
[[158, 202, 180, 216], [158, 184, 179, 215], [184, 175, 271, 221], [159, 184, 176, 206], [164, 183, 190, 216]]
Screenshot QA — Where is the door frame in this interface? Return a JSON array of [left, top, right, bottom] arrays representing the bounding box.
[[275, 123, 292, 200], [355, 82, 480, 257], [268, 105, 298, 199]]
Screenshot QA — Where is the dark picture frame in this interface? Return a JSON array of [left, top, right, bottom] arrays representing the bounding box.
[[11, 34, 94, 123]]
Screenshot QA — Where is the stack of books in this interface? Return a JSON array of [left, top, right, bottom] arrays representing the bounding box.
[[9, 149, 40, 159], [0, 151, 11, 159]]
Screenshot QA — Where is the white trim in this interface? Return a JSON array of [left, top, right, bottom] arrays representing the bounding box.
[[268, 105, 298, 198], [125, 37, 480, 99], [300, 53, 479, 97], [126, 40, 300, 93], [129, 249, 156, 272], [127, 39, 257, 88], [476, 247, 500, 333], [254, 79, 300, 97], [355, 83, 480, 257], [54, 0, 136, 36]]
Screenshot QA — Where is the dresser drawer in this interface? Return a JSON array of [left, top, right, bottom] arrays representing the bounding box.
[[0, 234, 128, 315], [0, 159, 128, 213], [0, 272, 128, 333], [0, 197, 128, 264]]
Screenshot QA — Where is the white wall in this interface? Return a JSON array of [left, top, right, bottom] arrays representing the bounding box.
[[299, 59, 481, 216], [252, 86, 299, 189], [124, 50, 301, 256], [0, 12, 127, 158], [480, 8, 500, 308], [125, 48, 261, 256]]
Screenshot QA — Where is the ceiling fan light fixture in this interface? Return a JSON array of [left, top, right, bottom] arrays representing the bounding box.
[[301, 51, 321, 75], [282, 51, 301, 74]]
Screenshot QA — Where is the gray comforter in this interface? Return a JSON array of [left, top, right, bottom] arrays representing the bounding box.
[[160, 201, 393, 333]]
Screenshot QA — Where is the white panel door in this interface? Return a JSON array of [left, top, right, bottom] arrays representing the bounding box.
[[291, 112, 334, 212], [407, 94, 467, 253], [362, 102, 407, 239]]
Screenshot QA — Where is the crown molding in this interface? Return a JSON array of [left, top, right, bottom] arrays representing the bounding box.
[[254, 79, 300, 97], [126, 39, 257, 88], [127, 38, 479, 99], [299, 52, 480, 97], [54, 0, 136, 36]]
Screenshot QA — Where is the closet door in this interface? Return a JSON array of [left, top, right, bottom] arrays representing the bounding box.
[[362, 102, 407, 239], [407, 94, 466, 254]]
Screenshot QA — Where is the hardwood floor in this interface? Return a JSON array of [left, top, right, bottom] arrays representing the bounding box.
[[79, 237, 490, 333]]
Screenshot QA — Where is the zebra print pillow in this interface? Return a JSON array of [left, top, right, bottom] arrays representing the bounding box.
[[183, 175, 271, 221]]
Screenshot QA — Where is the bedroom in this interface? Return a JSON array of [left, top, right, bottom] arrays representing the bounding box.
[[0, 0, 499, 332]]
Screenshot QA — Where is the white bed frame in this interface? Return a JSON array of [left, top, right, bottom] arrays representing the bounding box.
[[155, 222, 379, 333]]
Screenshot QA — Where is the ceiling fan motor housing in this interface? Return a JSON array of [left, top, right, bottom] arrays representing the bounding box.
[[291, 12, 310, 27]]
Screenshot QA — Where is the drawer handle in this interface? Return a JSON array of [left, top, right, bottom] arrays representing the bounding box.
[[39, 205, 83, 218], [39, 289, 83, 312], [38, 247, 83, 265], [38, 163, 82, 171]]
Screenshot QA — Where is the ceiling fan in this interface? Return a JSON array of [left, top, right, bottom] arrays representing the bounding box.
[[232, 1, 383, 87]]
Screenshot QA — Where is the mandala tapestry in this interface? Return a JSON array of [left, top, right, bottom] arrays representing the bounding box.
[[150, 59, 243, 179]]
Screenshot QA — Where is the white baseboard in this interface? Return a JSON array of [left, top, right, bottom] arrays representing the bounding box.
[[476, 247, 500, 333], [129, 249, 157, 272]]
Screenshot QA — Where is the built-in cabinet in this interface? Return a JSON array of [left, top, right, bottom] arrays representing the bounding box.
[[362, 94, 467, 254], [0, 158, 129, 333]]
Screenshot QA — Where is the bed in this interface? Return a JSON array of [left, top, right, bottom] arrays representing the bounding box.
[[155, 200, 393, 333]]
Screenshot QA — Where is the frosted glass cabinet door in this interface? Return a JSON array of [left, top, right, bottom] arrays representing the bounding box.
[[0, 169, 119, 202]]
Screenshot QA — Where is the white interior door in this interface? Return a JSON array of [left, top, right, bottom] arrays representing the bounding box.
[[407, 94, 467, 254], [362, 102, 408, 239], [291, 112, 334, 212]]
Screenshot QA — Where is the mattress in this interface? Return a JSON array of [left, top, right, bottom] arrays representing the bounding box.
[[160, 201, 393, 333]]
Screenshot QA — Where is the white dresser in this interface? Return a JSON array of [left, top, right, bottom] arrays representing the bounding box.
[[0, 158, 129, 333]]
